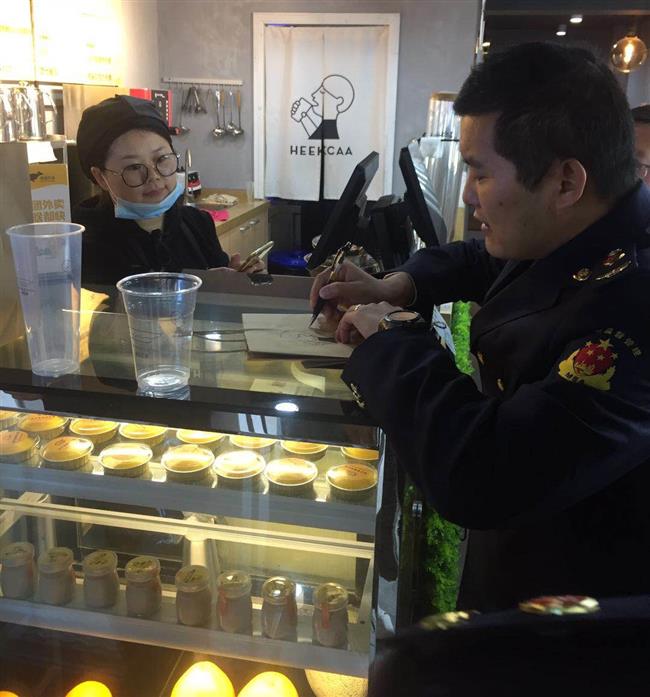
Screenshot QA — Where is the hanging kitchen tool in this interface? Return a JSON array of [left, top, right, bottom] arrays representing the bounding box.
[[193, 86, 207, 114], [212, 88, 225, 138], [232, 89, 243, 136], [225, 90, 237, 134], [183, 148, 192, 206], [170, 85, 190, 135]]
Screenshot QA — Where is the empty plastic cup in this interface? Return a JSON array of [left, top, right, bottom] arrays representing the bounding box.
[[6, 222, 83, 377], [116, 272, 202, 396]]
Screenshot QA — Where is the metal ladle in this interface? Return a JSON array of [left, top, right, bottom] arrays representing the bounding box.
[[232, 89, 243, 136], [225, 90, 237, 134], [212, 89, 225, 138]]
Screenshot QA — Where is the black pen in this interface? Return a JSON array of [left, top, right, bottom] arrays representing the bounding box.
[[309, 242, 352, 327]]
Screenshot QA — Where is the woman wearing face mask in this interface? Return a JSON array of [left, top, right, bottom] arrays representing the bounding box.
[[73, 95, 259, 287]]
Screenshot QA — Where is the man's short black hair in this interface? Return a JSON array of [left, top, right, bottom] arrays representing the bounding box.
[[454, 42, 637, 200], [632, 104, 650, 124]]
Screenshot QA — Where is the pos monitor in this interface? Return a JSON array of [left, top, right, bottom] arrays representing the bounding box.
[[306, 151, 379, 271], [399, 141, 445, 247]]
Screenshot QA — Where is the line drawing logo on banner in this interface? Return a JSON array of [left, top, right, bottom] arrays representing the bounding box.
[[290, 74, 355, 141]]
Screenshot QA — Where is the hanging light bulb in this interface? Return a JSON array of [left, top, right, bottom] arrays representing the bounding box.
[[65, 682, 112, 697], [570, 15, 583, 24], [556, 24, 567, 37], [611, 34, 648, 73], [171, 661, 235, 697]]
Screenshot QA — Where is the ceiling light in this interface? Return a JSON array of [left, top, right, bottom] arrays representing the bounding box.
[[556, 24, 567, 37], [611, 34, 648, 73], [570, 15, 583, 24]]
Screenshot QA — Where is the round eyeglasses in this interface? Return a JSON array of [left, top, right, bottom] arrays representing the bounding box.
[[103, 152, 180, 188], [637, 160, 650, 181]]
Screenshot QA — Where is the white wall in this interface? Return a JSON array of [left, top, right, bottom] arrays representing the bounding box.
[[158, 0, 481, 193], [120, 0, 160, 88]]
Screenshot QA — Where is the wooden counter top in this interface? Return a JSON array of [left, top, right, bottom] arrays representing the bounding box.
[[196, 188, 270, 235]]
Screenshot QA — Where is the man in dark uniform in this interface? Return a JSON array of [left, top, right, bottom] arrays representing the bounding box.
[[310, 42, 650, 611]]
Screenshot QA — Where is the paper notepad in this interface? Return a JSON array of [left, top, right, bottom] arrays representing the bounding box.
[[242, 313, 353, 358]]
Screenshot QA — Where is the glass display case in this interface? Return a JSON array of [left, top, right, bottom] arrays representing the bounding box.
[[0, 273, 398, 697]]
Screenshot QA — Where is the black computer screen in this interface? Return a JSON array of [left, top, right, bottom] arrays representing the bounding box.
[[306, 151, 379, 270], [399, 141, 445, 247]]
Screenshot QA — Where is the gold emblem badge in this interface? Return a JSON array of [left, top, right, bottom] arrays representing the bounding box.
[[558, 338, 617, 391]]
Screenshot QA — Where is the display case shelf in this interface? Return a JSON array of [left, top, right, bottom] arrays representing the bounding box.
[[0, 458, 379, 536], [0, 586, 371, 677]]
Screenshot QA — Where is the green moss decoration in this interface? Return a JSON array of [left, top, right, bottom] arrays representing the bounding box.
[[407, 301, 474, 616]]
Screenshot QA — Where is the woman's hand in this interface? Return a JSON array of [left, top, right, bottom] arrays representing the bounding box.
[[335, 301, 403, 344]]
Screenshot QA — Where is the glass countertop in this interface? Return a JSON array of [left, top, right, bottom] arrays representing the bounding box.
[[0, 273, 374, 440]]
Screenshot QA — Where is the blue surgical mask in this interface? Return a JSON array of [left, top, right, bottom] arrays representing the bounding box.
[[113, 179, 183, 220]]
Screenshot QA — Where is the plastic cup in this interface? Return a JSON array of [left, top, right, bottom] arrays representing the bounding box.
[[6, 222, 83, 377], [116, 272, 202, 396]]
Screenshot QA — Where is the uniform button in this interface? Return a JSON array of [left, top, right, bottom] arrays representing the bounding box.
[[496, 378, 505, 392], [572, 268, 591, 282], [477, 352, 485, 365]]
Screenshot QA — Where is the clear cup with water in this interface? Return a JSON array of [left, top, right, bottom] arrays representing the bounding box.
[[6, 222, 84, 377], [116, 272, 202, 396]]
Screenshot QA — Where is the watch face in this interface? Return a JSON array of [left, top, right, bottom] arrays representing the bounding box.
[[389, 311, 419, 322]]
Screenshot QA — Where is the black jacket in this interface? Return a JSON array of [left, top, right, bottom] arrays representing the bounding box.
[[73, 194, 229, 287], [343, 183, 650, 611]]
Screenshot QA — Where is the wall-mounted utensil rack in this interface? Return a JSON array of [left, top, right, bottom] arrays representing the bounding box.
[[162, 77, 244, 86]]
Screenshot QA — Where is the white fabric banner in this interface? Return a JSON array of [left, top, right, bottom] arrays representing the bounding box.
[[264, 25, 389, 201]]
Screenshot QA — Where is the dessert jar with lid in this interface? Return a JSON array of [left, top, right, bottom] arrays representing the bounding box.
[[83, 550, 119, 609], [261, 576, 297, 640], [213, 450, 265, 490], [176, 429, 226, 453], [175, 565, 212, 626], [340, 446, 379, 463], [265, 458, 318, 498], [0, 410, 18, 431], [326, 462, 378, 502], [38, 547, 75, 605], [312, 582, 349, 648], [229, 434, 277, 455], [280, 440, 328, 461], [118, 423, 168, 456], [69, 418, 119, 452], [99, 442, 153, 478], [125, 556, 161, 618], [1, 541, 36, 599], [162, 444, 215, 484], [0, 430, 40, 466], [216, 570, 253, 634], [41, 436, 94, 471], [17, 413, 68, 442]]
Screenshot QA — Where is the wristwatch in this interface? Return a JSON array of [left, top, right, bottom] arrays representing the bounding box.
[[378, 310, 428, 332]]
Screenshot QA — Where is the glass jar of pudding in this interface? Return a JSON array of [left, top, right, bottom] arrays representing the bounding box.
[[213, 450, 265, 490], [83, 550, 119, 609], [176, 429, 225, 453], [99, 442, 153, 478], [312, 582, 349, 648], [125, 556, 161, 618], [162, 445, 214, 484], [175, 565, 212, 627], [0, 430, 40, 465], [69, 418, 119, 451], [0, 410, 18, 431], [38, 547, 75, 605], [41, 436, 93, 471], [229, 435, 277, 454], [326, 463, 378, 501], [340, 446, 379, 462], [216, 570, 253, 634], [118, 423, 168, 456], [17, 413, 68, 442], [265, 458, 318, 497], [1, 541, 36, 599], [261, 576, 297, 640], [280, 440, 328, 460]]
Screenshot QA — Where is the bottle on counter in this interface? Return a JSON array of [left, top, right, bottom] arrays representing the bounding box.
[[312, 582, 349, 648], [216, 570, 253, 634], [0, 541, 36, 599], [261, 576, 297, 640], [83, 550, 119, 609], [125, 555, 162, 618], [38, 547, 75, 605], [175, 565, 212, 627]]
